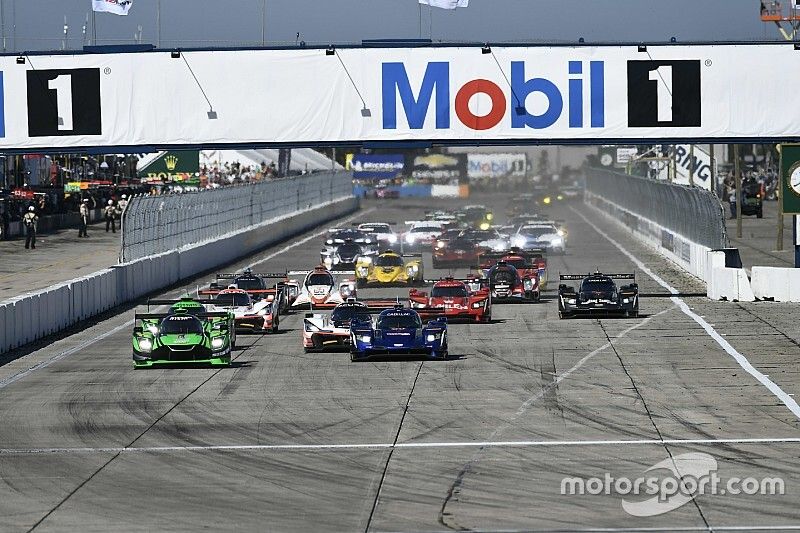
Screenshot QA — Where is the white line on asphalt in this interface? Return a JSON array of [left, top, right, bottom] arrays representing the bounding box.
[[3, 436, 800, 455], [0, 320, 135, 390], [0, 207, 375, 391], [572, 207, 800, 421], [379, 527, 800, 532]]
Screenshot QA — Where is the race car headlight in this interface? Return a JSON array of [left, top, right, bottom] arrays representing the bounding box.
[[388, 235, 398, 244], [325, 239, 333, 245], [405, 234, 416, 244], [472, 301, 484, 309], [479, 222, 490, 230], [486, 213, 494, 221], [323, 256, 333, 267], [358, 266, 369, 277], [622, 298, 630, 304], [566, 298, 577, 305], [557, 229, 565, 237], [557, 194, 564, 201], [359, 335, 371, 343], [407, 265, 419, 276], [524, 279, 534, 290], [426, 334, 436, 342], [211, 337, 225, 350], [543, 196, 552, 205], [436, 241, 446, 249], [138, 338, 153, 352], [146, 324, 159, 335], [492, 243, 505, 251]]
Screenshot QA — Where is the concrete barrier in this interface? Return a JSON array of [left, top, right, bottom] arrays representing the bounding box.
[[707, 267, 755, 302], [751, 266, 800, 301], [0, 197, 358, 355]]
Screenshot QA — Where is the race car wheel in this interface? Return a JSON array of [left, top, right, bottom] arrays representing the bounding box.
[[357, 279, 366, 289], [350, 351, 364, 362]]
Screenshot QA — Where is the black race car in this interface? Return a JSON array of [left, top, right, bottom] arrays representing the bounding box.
[[558, 273, 639, 318]]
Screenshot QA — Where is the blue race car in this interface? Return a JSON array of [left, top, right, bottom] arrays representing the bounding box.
[[349, 304, 448, 361]]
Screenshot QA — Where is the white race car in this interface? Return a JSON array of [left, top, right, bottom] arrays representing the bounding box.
[[357, 222, 399, 247], [289, 266, 357, 309], [403, 221, 447, 252], [302, 299, 372, 352], [209, 287, 279, 333]]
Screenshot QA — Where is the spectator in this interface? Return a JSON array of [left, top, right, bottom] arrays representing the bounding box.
[[104, 200, 117, 233], [22, 206, 38, 249], [78, 199, 89, 238]]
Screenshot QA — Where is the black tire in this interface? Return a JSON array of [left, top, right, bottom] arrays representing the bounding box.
[[357, 278, 366, 289], [757, 209, 763, 219]]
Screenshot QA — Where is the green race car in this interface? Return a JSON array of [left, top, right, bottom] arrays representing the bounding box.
[[132, 297, 235, 368]]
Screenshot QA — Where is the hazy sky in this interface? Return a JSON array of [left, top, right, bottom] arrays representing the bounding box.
[[0, 0, 777, 52]]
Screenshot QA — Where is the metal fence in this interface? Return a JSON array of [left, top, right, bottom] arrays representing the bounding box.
[[586, 168, 727, 249], [120, 171, 353, 262]]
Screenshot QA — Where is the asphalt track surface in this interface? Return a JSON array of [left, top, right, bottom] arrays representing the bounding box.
[[1, 195, 800, 532]]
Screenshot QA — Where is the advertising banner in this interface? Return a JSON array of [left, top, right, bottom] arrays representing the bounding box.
[[137, 150, 199, 182], [467, 153, 526, 179], [347, 153, 405, 179], [410, 153, 467, 181], [1, 44, 800, 150]]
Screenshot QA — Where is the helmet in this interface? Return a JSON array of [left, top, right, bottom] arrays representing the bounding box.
[[108, 200, 113, 205], [28, 206, 34, 212], [82, 199, 89, 203]]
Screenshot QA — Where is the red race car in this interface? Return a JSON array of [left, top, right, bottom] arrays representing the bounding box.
[[409, 277, 492, 322], [479, 247, 548, 289], [433, 235, 481, 269]]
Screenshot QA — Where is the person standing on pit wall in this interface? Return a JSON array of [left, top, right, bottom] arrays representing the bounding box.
[[78, 199, 89, 238], [22, 206, 38, 250], [104, 199, 117, 233]]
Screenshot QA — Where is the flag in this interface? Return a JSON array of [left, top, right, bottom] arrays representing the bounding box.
[[92, 0, 134, 16], [419, 0, 469, 9]]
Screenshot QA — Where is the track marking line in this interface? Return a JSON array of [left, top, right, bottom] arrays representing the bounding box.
[[5, 436, 800, 455], [378, 527, 800, 532], [572, 206, 800, 421], [0, 207, 375, 391]]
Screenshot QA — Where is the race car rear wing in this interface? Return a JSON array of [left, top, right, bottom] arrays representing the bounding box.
[[215, 272, 287, 279], [288, 270, 356, 276], [559, 273, 636, 281], [479, 248, 546, 261], [146, 298, 214, 310], [135, 311, 230, 320]]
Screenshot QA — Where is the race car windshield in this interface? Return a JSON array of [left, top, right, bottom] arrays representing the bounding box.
[[411, 226, 439, 233], [331, 306, 371, 323], [581, 280, 615, 293], [362, 224, 390, 233], [492, 269, 517, 284], [376, 255, 404, 267], [505, 259, 528, 269], [520, 228, 555, 239], [378, 313, 421, 329], [160, 316, 204, 335], [308, 273, 333, 286], [432, 286, 468, 297], [462, 208, 487, 221], [467, 231, 496, 240], [214, 293, 251, 307], [233, 278, 264, 291]]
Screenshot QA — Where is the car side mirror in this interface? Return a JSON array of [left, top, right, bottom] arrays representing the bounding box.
[[133, 326, 143, 335]]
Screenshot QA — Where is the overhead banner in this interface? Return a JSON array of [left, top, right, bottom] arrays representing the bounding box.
[[467, 153, 526, 179], [347, 154, 405, 179], [2, 44, 800, 150], [137, 150, 199, 182]]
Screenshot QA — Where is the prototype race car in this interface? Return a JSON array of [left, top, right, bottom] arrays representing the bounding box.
[[484, 260, 540, 302], [403, 221, 447, 252], [290, 266, 357, 309], [459, 205, 494, 230], [558, 273, 639, 318], [302, 298, 396, 352], [432, 235, 481, 268], [409, 277, 491, 322], [512, 222, 566, 254], [349, 304, 448, 361], [479, 248, 548, 290], [355, 250, 424, 287], [132, 298, 235, 368], [202, 269, 290, 315], [321, 229, 379, 268], [357, 222, 399, 246], [208, 287, 279, 333]]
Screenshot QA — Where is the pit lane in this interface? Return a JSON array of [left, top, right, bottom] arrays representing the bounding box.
[[0, 195, 799, 532]]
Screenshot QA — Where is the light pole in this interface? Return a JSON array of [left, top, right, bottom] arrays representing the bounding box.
[[62, 16, 68, 50]]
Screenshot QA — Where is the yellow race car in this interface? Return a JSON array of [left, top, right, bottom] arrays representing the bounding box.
[[356, 250, 424, 287]]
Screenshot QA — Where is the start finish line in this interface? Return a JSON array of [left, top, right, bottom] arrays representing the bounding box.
[[0, 42, 798, 151]]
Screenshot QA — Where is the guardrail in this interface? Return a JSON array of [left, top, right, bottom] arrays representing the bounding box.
[[585, 168, 728, 281], [586, 168, 727, 250], [121, 171, 353, 262]]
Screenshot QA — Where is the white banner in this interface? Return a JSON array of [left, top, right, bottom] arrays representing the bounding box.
[[467, 153, 526, 179], [419, 0, 469, 9], [656, 145, 714, 190], [92, 0, 133, 15], [2, 44, 800, 150]]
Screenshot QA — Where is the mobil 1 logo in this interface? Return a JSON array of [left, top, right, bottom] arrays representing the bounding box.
[[627, 60, 701, 127], [27, 68, 101, 137]]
